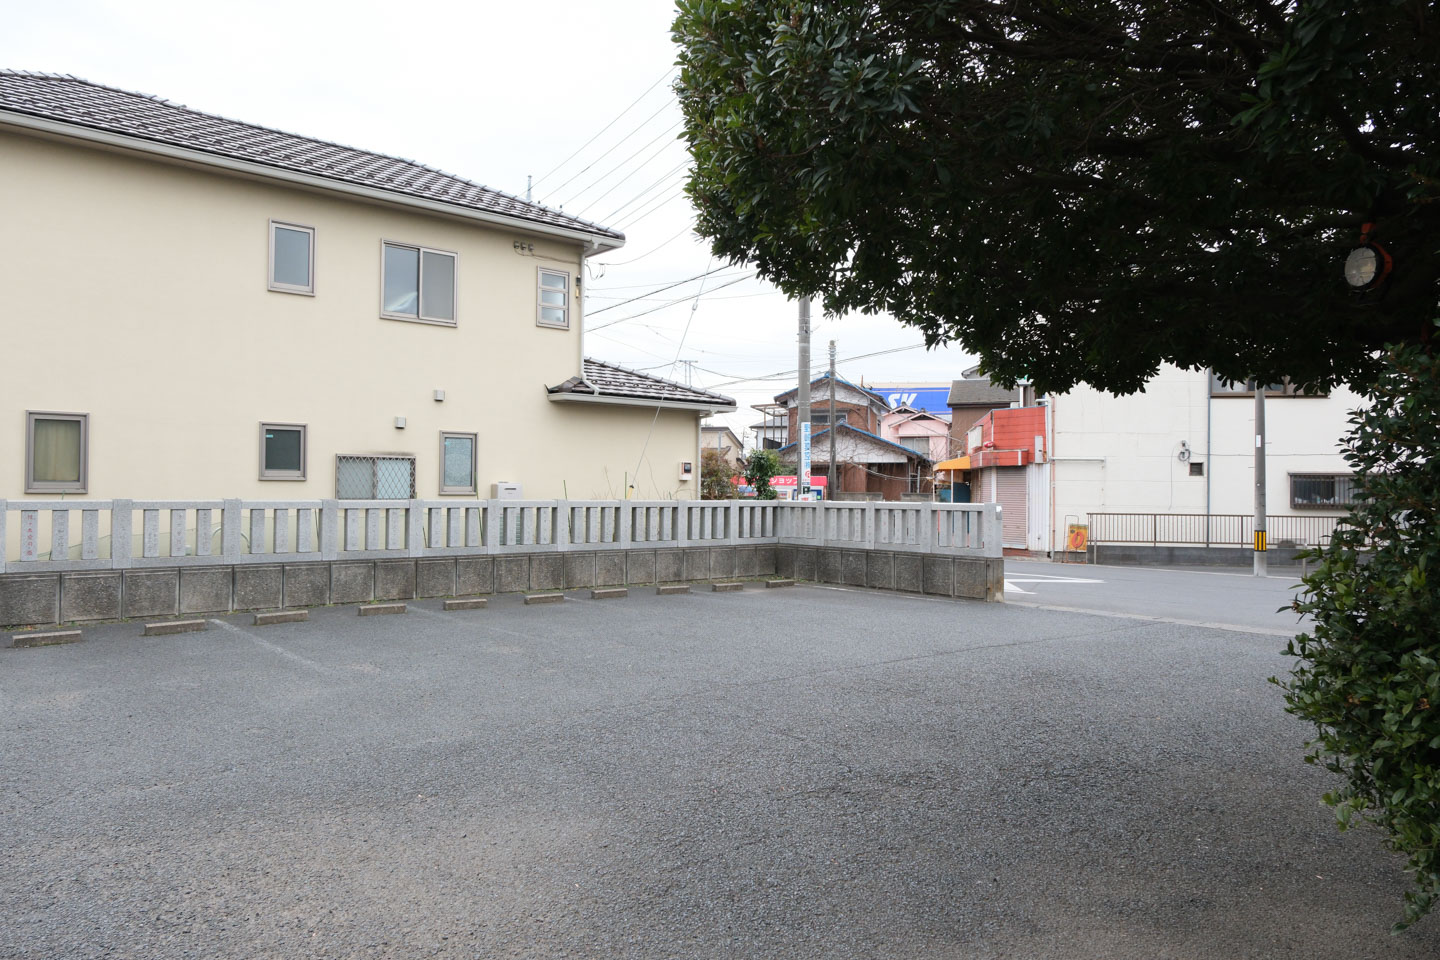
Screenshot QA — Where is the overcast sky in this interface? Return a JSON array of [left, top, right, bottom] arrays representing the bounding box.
[[6, 0, 979, 442]]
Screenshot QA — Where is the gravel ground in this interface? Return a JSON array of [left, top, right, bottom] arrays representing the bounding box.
[[2, 585, 1435, 959]]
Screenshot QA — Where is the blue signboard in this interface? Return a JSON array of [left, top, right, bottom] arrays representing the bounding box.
[[878, 386, 952, 414], [799, 422, 812, 487]]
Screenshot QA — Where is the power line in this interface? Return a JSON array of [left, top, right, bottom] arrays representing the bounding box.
[[598, 160, 690, 223], [541, 100, 674, 203], [699, 343, 929, 389], [564, 123, 684, 213], [614, 186, 688, 231], [594, 226, 693, 267], [589, 274, 756, 331], [587, 265, 738, 315], [531, 67, 675, 190]]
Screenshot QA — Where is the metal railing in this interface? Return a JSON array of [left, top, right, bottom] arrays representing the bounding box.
[[1, 498, 1002, 572], [1086, 512, 1343, 549]]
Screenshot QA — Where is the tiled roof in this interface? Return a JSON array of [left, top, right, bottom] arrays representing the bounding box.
[[777, 422, 932, 462], [548, 359, 736, 410], [947, 379, 1020, 407], [0, 71, 623, 243], [773, 373, 888, 407]]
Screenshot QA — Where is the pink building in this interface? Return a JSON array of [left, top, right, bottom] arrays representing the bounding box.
[[880, 406, 953, 462]]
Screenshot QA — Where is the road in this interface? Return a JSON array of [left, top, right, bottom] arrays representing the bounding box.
[[2, 583, 1431, 959], [1003, 558, 1310, 635]]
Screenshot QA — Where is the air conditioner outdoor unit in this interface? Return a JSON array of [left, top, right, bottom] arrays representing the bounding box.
[[492, 482, 523, 500]]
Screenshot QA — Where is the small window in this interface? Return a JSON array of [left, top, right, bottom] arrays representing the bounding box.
[[439, 432, 477, 495], [811, 412, 848, 426], [260, 423, 307, 480], [898, 436, 930, 455], [336, 455, 416, 499], [1189, 462, 1205, 477], [26, 411, 88, 493], [1291, 473, 1357, 509], [382, 241, 457, 324], [1208, 371, 1323, 398], [268, 221, 315, 294], [537, 268, 570, 329]]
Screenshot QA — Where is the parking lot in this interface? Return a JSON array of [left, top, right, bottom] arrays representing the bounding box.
[[3, 582, 1435, 958]]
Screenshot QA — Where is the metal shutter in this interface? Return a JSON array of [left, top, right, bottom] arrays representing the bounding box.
[[996, 468, 1028, 548]]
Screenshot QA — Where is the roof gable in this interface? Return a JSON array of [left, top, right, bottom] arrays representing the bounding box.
[[778, 422, 931, 462], [548, 359, 735, 411], [0, 71, 623, 245]]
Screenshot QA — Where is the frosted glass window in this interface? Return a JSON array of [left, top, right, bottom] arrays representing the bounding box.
[[28, 415, 86, 492], [440, 433, 476, 494], [260, 424, 306, 479], [421, 250, 456, 321], [383, 244, 420, 317], [269, 222, 314, 293], [537, 269, 569, 328]]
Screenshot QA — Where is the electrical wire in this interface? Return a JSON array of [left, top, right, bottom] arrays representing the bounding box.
[[594, 227, 694, 267], [589, 274, 755, 330], [565, 125, 685, 214], [600, 161, 690, 224], [541, 100, 674, 203], [614, 187, 689, 231], [531, 67, 675, 191], [587, 265, 738, 315]]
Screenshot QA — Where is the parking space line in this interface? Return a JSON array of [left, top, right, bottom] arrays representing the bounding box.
[[207, 618, 332, 674]]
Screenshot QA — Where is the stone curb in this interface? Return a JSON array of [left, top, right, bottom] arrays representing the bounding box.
[[359, 603, 407, 617], [254, 610, 308, 626], [766, 579, 796, 588], [591, 587, 628, 600], [524, 593, 565, 605], [143, 619, 207, 637], [656, 584, 691, 596], [443, 598, 488, 611], [11, 629, 82, 648], [711, 582, 744, 592]]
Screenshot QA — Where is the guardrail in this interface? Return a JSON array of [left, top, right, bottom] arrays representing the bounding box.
[[1086, 512, 1342, 548], [1, 498, 1002, 572]]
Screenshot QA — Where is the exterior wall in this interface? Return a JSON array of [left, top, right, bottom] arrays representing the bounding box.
[[1048, 365, 1360, 551], [881, 412, 950, 461], [786, 399, 877, 442], [949, 403, 1011, 449], [0, 129, 699, 502]]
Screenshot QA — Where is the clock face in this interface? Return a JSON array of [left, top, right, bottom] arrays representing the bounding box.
[[1345, 245, 1379, 288]]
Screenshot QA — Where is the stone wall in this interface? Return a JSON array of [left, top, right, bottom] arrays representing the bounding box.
[[2, 543, 1006, 628]]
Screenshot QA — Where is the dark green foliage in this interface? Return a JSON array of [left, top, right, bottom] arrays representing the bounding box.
[[744, 448, 783, 499], [673, 0, 1439, 394], [1277, 332, 1440, 930]]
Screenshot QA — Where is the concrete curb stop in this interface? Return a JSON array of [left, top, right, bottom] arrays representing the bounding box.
[[766, 579, 796, 588], [359, 603, 407, 616], [143, 619, 207, 637], [711, 582, 743, 592], [443, 598, 488, 611], [11, 629, 83, 648], [656, 584, 691, 596], [254, 610, 308, 626], [591, 587, 628, 600], [524, 593, 565, 605]]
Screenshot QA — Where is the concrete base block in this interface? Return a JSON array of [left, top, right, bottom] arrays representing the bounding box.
[[374, 561, 415, 601], [734, 547, 758, 577], [254, 609, 308, 626], [123, 570, 179, 619], [62, 572, 121, 623], [754, 546, 777, 577], [657, 584, 691, 596], [457, 557, 494, 595], [331, 563, 374, 604], [819, 549, 843, 584], [496, 557, 528, 594], [595, 551, 627, 586], [591, 587, 628, 600], [180, 567, 232, 615], [955, 558, 998, 600], [709, 547, 736, 580], [0, 575, 60, 628], [655, 550, 683, 584], [143, 619, 207, 637], [866, 552, 895, 591], [12, 628, 81, 647], [766, 579, 795, 588], [682, 548, 709, 582], [563, 553, 595, 589], [774, 545, 796, 579], [359, 602, 407, 616], [924, 556, 955, 597], [444, 597, 488, 611], [841, 550, 867, 587], [524, 592, 564, 605], [531, 555, 564, 591], [417, 559, 456, 598], [793, 548, 818, 582], [628, 550, 658, 585], [711, 582, 743, 593], [234, 565, 282, 611], [283, 564, 330, 609], [894, 554, 924, 593]]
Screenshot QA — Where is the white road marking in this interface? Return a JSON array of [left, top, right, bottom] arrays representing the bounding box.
[[207, 618, 332, 674], [1005, 573, 1105, 594]]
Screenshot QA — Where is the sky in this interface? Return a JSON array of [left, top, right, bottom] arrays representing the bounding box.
[[5, 0, 979, 444]]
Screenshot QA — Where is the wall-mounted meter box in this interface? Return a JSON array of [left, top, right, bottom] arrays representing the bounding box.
[[678, 461, 694, 481], [492, 482, 523, 500]]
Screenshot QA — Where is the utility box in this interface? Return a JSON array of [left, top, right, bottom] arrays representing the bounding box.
[[492, 482, 523, 500], [678, 460, 694, 481]]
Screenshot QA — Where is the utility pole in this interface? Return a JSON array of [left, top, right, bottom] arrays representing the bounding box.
[[797, 297, 812, 497], [1253, 380, 1268, 577], [526, 175, 532, 203], [828, 339, 837, 495]]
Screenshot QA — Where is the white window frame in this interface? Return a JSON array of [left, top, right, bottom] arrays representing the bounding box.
[[439, 431, 478, 495], [380, 240, 458, 326], [536, 267, 570, 329], [25, 411, 89, 494], [259, 422, 307, 481], [267, 220, 315, 296]]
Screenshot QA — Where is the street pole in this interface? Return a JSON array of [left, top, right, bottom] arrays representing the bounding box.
[[1253, 380, 1267, 577], [797, 297, 811, 497], [828, 339, 838, 496]]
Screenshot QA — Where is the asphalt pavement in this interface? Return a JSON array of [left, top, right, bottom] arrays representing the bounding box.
[[2, 582, 1433, 959]]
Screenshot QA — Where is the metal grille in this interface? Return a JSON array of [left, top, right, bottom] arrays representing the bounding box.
[[335, 455, 416, 499], [1290, 474, 1357, 509]]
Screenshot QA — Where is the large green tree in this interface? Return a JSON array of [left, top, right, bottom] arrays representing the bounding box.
[[673, 0, 1438, 394]]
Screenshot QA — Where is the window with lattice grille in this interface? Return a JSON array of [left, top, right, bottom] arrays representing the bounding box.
[[336, 455, 416, 499]]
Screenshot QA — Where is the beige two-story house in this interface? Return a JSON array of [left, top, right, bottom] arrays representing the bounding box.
[[0, 71, 733, 503]]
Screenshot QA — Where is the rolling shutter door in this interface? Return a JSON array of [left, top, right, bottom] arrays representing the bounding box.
[[996, 468, 1027, 548]]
